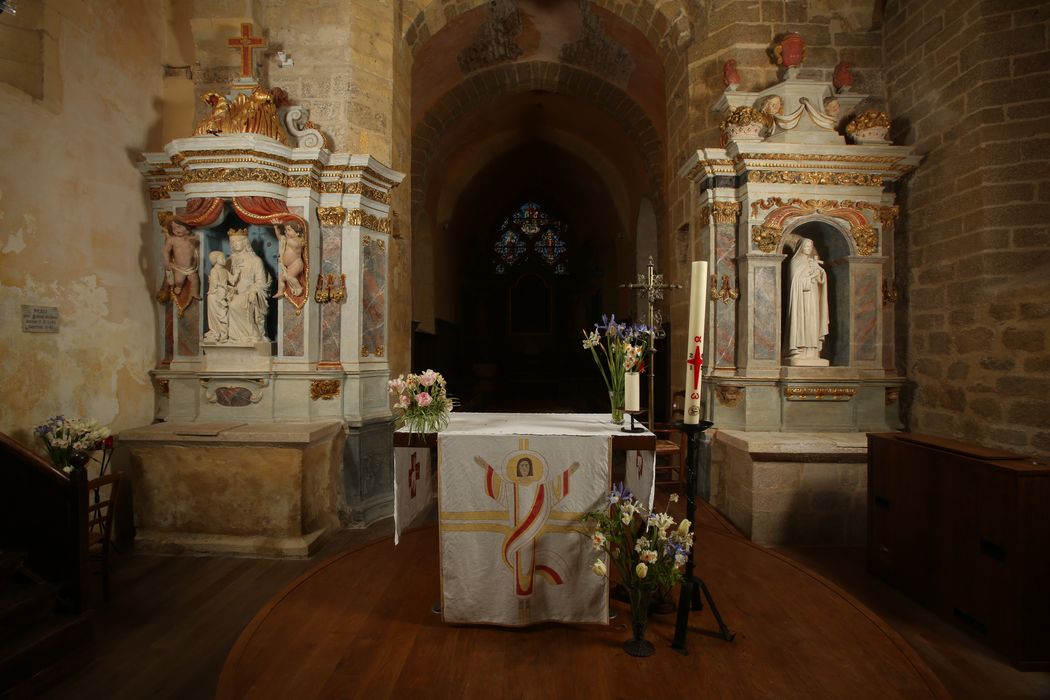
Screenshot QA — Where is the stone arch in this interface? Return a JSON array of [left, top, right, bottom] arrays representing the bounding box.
[[411, 60, 666, 234]]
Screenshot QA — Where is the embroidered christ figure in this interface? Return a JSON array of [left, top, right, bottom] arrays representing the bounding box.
[[473, 452, 579, 623]]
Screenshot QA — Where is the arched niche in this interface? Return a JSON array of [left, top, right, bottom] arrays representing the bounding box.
[[780, 218, 852, 367]]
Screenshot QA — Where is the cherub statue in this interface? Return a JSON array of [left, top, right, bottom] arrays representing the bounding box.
[[162, 220, 200, 301], [273, 220, 306, 298], [193, 92, 230, 136]]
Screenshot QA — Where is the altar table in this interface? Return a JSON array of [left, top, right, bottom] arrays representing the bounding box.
[[393, 413, 655, 626]]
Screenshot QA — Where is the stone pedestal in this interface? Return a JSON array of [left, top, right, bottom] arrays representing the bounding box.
[[203, 342, 273, 371], [710, 429, 868, 546], [121, 420, 346, 557]]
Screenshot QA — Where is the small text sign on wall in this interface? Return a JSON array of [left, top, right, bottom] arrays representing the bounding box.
[[21, 305, 59, 333]]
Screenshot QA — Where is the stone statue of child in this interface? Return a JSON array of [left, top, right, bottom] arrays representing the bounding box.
[[204, 251, 232, 343], [162, 220, 200, 300], [273, 220, 306, 298]]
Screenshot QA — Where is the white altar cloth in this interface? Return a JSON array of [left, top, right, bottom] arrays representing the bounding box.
[[393, 413, 655, 626]]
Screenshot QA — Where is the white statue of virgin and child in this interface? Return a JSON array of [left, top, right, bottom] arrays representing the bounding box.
[[204, 221, 306, 344]]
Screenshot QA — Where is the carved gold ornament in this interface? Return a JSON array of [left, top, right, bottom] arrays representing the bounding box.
[[310, 379, 341, 401], [712, 201, 742, 224], [784, 387, 857, 401], [751, 224, 784, 253], [360, 345, 370, 357], [192, 87, 289, 144], [154, 378, 170, 395], [746, 171, 882, 187], [375, 345, 385, 357], [716, 385, 744, 407], [885, 387, 900, 406], [851, 225, 878, 256], [882, 278, 899, 305], [846, 110, 891, 134], [710, 274, 739, 304], [720, 106, 772, 130], [317, 206, 347, 226], [348, 210, 391, 232]]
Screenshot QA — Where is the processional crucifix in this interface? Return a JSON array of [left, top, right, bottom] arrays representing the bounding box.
[[621, 256, 681, 424]]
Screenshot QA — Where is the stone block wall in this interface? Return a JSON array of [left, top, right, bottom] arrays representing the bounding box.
[[884, 0, 1050, 457]]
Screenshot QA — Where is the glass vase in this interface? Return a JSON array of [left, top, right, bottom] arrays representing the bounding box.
[[623, 587, 655, 657], [608, 390, 625, 425]]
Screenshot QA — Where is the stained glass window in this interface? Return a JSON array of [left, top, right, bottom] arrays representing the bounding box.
[[494, 202, 568, 275]]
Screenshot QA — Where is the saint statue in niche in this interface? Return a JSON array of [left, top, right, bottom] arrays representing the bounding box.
[[273, 220, 306, 299], [226, 229, 271, 343], [204, 251, 231, 343], [785, 237, 830, 366]]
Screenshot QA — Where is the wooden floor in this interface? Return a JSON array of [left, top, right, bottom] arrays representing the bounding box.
[[41, 497, 1050, 700]]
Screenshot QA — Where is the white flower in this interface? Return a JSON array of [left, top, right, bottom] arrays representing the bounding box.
[[591, 532, 606, 550], [592, 559, 608, 577], [582, 331, 601, 349], [634, 536, 650, 553], [676, 518, 691, 538], [640, 549, 658, 564], [635, 562, 648, 579], [675, 552, 688, 566], [652, 512, 675, 534], [669, 493, 679, 503]]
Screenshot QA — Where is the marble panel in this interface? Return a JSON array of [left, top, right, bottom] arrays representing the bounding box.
[[320, 229, 342, 362], [176, 302, 200, 357], [362, 240, 386, 355], [752, 266, 777, 361], [852, 268, 878, 362], [283, 303, 304, 356], [321, 304, 341, 362], [163, 303, 173, 364], [716, 225, 737, 367]]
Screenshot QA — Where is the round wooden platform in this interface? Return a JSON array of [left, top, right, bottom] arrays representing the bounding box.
[[218, 517, 948, 699]]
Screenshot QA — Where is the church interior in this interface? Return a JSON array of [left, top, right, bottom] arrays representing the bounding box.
[[1, 0, 1049, 697]]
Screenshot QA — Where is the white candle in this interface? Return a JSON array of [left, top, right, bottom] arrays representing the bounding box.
[[624, 371, 640, 412], [683, 260, 709, 424]]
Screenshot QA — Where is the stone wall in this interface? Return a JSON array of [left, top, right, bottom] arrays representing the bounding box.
[[884, 0, 1050, 457], [0, 1, 166, 443]]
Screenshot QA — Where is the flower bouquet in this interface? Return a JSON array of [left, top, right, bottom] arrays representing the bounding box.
[[581, 315, 650, 423], [34, 415, 114, 475], [388, 369, 455, 436], [584, 483, 693, 657]]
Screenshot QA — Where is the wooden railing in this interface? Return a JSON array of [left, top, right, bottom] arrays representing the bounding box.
[[0, 433, 88, 612]]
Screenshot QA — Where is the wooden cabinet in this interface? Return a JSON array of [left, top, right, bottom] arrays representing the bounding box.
[[867, 433, 1050, 670]]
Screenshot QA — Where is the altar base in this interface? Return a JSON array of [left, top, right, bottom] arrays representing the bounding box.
[[121, 420, 346, 557], [710, 430, 868, 546]]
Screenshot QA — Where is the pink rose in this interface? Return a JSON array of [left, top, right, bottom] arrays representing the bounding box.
[[419, 369, 438, 387], [398, 395, 411, 408], [416, 391, 432, 407]]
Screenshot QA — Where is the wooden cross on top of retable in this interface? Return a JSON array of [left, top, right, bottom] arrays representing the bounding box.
[[228, 23, 266, 79]]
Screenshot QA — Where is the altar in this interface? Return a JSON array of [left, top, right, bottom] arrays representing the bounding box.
[[393, 413, 656, 626]]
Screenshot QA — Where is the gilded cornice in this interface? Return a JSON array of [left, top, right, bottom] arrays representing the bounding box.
[[349, 210, 391, 233], [746, 171, 883, 187], [712, 201, 741, 224], [317, 206, 347, 226], [738, 152, 903, 164], [749, 197, 886, 255]]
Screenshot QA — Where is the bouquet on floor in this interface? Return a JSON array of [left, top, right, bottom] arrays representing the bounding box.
[[388, 369, 456, 435], [34, 415, 114, 474], [583, 483, 692, 624]]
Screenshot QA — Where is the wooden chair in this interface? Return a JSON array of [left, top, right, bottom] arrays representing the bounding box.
[[652, 391, 687, 488], [86, 472, 122, 603]]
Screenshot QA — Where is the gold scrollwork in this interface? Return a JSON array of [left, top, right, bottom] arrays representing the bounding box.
[[746, 171, 883, 187], [712, 201, 742, 224], [345, 181, 392, 204], [710, 274, 740, 304], [851, 225, 878, 256], [347, 209, 391, 233], [783, 387, 858, 401], [317, 206, 347, 226], [751, 224, 784, 253], [716, 385, 743, 407], [310, 379, 341, 401], [375, 345, 385, 357], [360, 345, 370, 358]]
